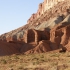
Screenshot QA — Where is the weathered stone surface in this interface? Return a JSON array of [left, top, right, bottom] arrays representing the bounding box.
[[0, 0, 70, 55], [23, 29, 50, 44], [20, 43, 36, 53], [0, 41, 22, 56], [50, 21, 70, 51], [27, 14, 36, 24], [27, 0, 67, 24], [0, 0, 70, 42], [25, 40, 51, 54]]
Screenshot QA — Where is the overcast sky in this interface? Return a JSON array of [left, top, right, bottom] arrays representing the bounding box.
[[0, 0, 43, 35]]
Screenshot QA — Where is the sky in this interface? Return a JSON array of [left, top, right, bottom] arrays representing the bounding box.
[[0, 0, 43, 35]]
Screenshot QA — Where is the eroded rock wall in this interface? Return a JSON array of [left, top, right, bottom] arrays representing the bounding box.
[[23, 29, 50, 44], [50, 21, 70, 51], [27, 0, 65, 24]]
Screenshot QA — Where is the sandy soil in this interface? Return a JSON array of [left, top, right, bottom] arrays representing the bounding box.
[[0, 51, 70, 70]]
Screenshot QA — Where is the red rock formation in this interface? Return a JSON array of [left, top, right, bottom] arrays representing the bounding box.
[[27, 2, 44, 24], [27, 13, 36, 24], [23, 29, 50, 44], [0, 0, 70, 56], [0, 41, 22, 56], [50, 21, 70, 51], [25, 40, 51, 54], [36, 3, 44, 18], [27, 0, 66, 24], [20, 43, 36, 53]]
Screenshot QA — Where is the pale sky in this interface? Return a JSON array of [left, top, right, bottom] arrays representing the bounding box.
[[0, 0, 43, 35]]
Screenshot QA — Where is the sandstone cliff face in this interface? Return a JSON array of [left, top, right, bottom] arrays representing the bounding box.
[[23, 29, 50, 44], [50, 14, 70, 51], [0, 0, 70, 42], [27, 0, 65, 24], [0, 0, 70, 55]]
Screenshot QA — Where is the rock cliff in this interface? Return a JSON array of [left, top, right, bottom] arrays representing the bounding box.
[[0, 0, 70, 56]]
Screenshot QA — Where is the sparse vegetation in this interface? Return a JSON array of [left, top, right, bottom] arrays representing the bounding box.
[[0, 52, 70, 70], [0, 59, 7, 64]]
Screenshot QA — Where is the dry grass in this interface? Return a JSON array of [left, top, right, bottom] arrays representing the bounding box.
[[0, 52, 70, 70]]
